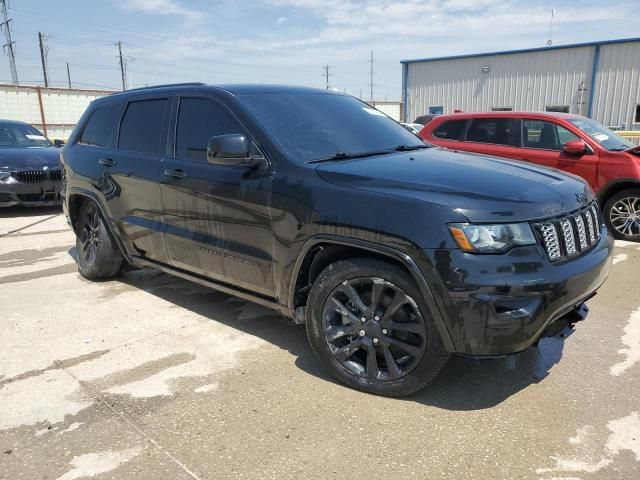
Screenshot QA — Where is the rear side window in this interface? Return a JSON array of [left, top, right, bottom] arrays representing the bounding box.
[[432, 120, 467, 140], [466, 118, 512, 146], [175, 98, 247, 162], [118, 99, 168, 155], [79, 104, 121, 147], [522, 120, 579, 150]]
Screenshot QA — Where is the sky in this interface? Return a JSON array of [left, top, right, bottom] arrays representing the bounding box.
[[1, 0, 639, 102]]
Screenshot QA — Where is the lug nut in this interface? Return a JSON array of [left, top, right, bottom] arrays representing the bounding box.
[[373, 337, 379, 344], [382, 329, 388, 335], [361, 316, 367, 322], [374, 315, 380, 321], [358, 330, 366, 337]]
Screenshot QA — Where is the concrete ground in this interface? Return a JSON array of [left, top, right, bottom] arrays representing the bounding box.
[[1, 206, 639, 480]]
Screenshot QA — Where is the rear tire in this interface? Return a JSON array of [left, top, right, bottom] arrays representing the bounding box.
[[75, 200, 123, 279], [306, 257, 449, 397], [604, 189, 640, 241]]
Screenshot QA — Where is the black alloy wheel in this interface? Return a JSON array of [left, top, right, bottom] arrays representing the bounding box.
[[306, 258, 449, 397], [322, 277, 428, 381], [75, 200, 123, 279]]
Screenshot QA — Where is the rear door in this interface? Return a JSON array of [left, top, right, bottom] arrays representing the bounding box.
[[515, 118, 598, 186], [458, 117, 518, 159], [159, 95, 275, 296], [109, 96, 170, 263]]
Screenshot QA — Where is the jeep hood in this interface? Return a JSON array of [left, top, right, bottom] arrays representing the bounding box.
[[315, 148, 593, 223], [0, 146, 61, 171]]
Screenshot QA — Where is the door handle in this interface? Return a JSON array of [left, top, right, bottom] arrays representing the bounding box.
[[98, 158, 115, 167], [163, 168, 187, 179]]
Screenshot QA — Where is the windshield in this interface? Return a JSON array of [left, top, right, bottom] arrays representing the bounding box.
[[568, 117, 633, 151], [238, 93, 426, 162], [0, 123, 52, 147]]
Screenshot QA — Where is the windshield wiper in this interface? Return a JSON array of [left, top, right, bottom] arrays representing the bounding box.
[[306, 150, 392, 164], [393, 144, 431, 151]]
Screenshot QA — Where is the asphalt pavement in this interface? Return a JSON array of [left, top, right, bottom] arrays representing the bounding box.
[[1, 206, 639, 480]]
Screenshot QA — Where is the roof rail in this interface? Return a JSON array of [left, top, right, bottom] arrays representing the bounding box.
[[112, 82, 206, 94]]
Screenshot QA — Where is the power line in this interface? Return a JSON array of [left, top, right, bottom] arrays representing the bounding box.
[[38, 31, 49, 87], [322, 64, 331, 90], [0, 0, 18, 84]]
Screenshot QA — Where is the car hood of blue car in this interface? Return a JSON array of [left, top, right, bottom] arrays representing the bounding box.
[[315, 147, 593, 223], [0, 146, 61, 171]]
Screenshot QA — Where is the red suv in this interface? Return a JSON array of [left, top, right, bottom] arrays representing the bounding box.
[[420, 112, 640, 241]]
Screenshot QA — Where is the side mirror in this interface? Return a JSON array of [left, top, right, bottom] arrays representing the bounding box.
[[207, 134, 262, 167], [563, 140, 587, 155], [53, 139, 65, 148]]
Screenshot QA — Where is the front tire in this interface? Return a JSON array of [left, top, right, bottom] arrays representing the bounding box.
[[604, 189, 640, 241], [306, 258, 449, 397], [75, 200, 123, 279]]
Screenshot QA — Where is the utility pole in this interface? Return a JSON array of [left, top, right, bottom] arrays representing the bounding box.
[[66, 62, 71, 88], [322, 64, 331, 90], [38, 32, 49, 87], [0, 0, 18, 84], [368, 50, 374, 103], [116, 41, 126, 91]]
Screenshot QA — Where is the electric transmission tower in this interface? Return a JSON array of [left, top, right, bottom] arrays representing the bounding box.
[[0, 0, 18, 84]]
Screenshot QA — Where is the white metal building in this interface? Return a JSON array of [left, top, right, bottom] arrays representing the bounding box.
[[0, 84, 114, 140], [401, 37, 640, 130]]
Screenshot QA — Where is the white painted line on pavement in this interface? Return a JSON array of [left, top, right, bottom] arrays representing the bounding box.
[[611, 306, 640, 376], [613, 253, 628, 265]]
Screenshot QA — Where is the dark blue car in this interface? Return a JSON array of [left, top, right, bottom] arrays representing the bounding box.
[[0, 120, 62, 207]]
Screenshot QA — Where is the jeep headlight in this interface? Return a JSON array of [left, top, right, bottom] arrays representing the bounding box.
[[0, 172, 17, 184], [448, 223, 536, 253]]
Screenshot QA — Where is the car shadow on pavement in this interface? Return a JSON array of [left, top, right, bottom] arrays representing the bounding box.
[[113, 269, 569, 411], [0, 205, 62, 218]]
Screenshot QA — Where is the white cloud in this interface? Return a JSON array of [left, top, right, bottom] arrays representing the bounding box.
[[277, 16, 288, 24], [122, 0, 200, 21]]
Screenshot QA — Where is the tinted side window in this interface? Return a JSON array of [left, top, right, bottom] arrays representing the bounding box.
[[466, 118, 512, 145], [175, 98, 247, 161], [79, 104, 121, 147], [522, 120, 579, 151], [433, 120, 467, 140], [118, 99, 168, 154]]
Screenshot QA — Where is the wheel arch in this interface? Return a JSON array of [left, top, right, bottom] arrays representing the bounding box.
[[67, 188, 130, 260], [596, 178, 640, 206], [288, 235, 455, 352]]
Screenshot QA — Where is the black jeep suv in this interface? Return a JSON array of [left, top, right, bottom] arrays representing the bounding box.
[[62, 83, 613, 396]]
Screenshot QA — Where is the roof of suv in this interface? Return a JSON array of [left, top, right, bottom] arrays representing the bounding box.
[[107, 83, 339, 98], [431, 111, 581, 121]]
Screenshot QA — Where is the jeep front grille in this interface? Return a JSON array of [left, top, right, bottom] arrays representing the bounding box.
[[534, 202, 601, 262]]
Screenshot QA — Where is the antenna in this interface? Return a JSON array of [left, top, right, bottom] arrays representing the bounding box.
[[546, 8, 556, 46]]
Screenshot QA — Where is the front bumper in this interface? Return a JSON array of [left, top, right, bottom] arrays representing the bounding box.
[[420, 225, 614, 356], [0, 180, 62, 207]]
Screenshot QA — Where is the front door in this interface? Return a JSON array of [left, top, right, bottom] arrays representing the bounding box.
[[159, 96, 275, 297], [516, 119, 598, 187]]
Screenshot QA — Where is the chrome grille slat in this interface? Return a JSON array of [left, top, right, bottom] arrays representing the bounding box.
[[584, 210, 596, 244], [536, 201, 601, 262], [574, 214, 588, 250], [559, 218, 577, 256], [538, 223, 562, 261]]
